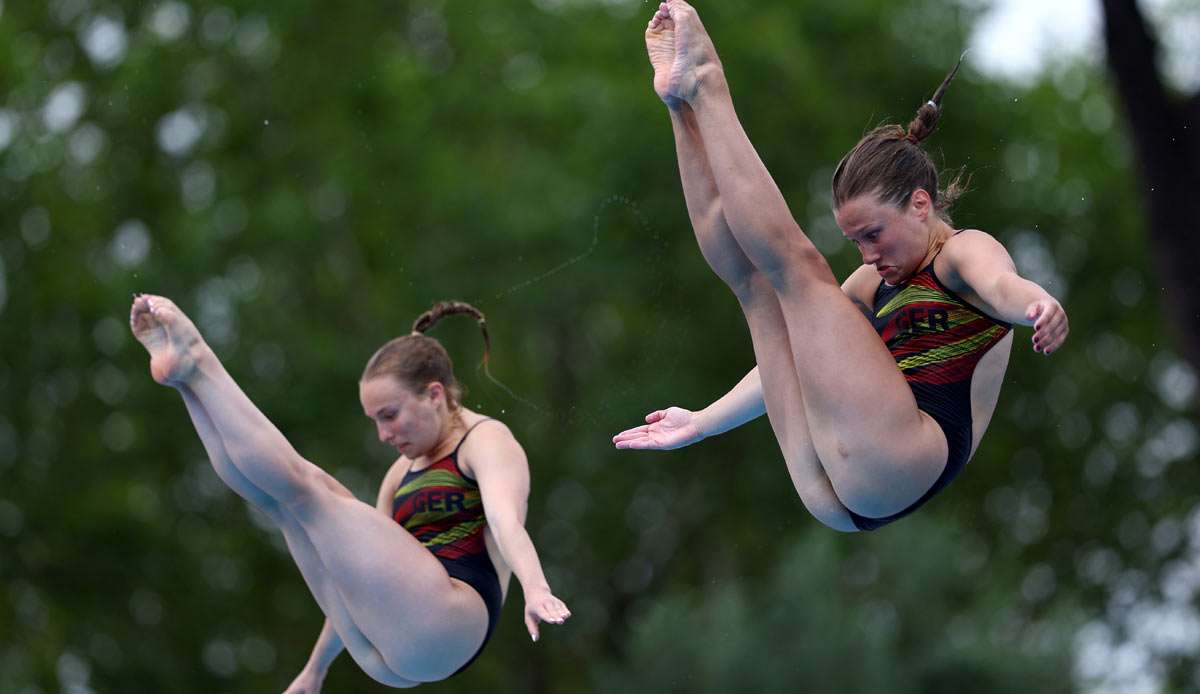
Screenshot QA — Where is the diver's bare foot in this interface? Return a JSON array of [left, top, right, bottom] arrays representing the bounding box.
[[129, 294, 208, 387], [646, 1, 722, 107]]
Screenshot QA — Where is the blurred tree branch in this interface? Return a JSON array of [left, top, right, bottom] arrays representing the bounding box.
[[1101, 0, 1200, 373]]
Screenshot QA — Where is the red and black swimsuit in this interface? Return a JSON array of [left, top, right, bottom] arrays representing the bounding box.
[[391, 419, 502, 674], [847, 261, 1011, 531]]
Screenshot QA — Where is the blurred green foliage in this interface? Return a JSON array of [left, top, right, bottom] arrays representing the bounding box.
[[1, 0, 1197, 692]]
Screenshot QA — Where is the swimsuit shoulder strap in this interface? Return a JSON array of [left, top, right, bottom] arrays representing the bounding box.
[[449, 418, 496, 484], [452, 418, 495, 457]]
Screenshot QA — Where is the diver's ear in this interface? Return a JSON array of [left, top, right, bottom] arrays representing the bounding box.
[[909, 188, 933, 221], [424, 381, 446, 405]]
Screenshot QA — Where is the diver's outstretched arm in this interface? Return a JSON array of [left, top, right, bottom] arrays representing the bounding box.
[[612, 367, 766, 451], [464, 422, 571, 642], [942, 230, 1069, 354]]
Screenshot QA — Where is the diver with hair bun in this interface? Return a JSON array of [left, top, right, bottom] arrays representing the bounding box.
[[614, 1, 1069, 532], [129, 295, 568, 690]]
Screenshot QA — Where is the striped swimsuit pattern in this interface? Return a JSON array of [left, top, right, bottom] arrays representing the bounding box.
[[873, 268, 1010, 384], [389, 424, 503, 676], [846, 261, 1011, 531], [391, 455, 487, 562]]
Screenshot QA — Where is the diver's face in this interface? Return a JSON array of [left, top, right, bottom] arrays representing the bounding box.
[[359, 377, 446, 458], [835, 191, 927, 284]]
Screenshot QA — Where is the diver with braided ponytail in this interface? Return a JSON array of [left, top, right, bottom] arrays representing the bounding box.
[[615, 2, 1069, 532], [128, 295, 568, 690]]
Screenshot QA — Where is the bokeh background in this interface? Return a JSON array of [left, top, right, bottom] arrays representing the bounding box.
[[2, 0, 1198, 692]]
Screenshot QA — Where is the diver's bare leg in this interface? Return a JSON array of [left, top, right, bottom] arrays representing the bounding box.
[[177, 389, 417, 686], [651, 2, 948, 517], [131, 296, 486, 681], [665, 105, 854, 530]]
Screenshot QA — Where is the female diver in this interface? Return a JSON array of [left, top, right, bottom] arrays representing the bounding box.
[[614, 1, 1069, 532], [130, 295, 569, 689]]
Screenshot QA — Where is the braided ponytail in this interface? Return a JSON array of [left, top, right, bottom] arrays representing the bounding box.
[[410, 301, 491, 367], [362, 300, 491, 410]]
